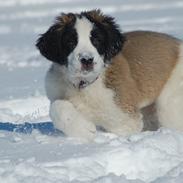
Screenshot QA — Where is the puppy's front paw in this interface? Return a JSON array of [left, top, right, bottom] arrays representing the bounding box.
[[50, 100, 96, 141], [109, 125, 142, 137], [68, 119, 96, 141], [104, 118, 143, 137]]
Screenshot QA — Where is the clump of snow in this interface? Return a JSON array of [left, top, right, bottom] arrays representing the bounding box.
[[1, 129, 183, 183], [0, 96, 50, 123]]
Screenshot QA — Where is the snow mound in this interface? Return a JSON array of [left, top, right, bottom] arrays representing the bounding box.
[[1, 128, 183, 183], [0, 96, 50, 123]]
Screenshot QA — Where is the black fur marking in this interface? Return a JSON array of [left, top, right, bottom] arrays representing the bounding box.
[[36, 14, 77, 65], [61, 26, 78, 63], [83, 10, 126, 62], [90, 26, 106, 56]]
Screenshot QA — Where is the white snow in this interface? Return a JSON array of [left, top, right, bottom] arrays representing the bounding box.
[[0, 0, 183, 182], [1, 129, 183, 182], [0, 96, 49, 123]]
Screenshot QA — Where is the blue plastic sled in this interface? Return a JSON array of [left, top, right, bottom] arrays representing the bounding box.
[[0, 122, 62, 135]]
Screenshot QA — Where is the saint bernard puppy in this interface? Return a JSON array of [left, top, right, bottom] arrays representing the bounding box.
[[36, 9, 183, 140]]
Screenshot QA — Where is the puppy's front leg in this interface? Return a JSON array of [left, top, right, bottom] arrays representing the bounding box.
[[98, 109, 143, 137], [50, 100, 96, 141]]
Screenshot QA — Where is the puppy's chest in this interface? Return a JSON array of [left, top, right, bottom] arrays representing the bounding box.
[[69, 78, 119, 121]]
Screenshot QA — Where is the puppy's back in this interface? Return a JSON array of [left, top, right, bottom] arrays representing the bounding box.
[[123, 31, 180, 98], [106, 31, 181, 112]]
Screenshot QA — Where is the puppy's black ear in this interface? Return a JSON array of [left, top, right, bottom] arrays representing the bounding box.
[[84, 9, 126, 61], [36, 13, 76, 64], [102, 15, 126, 61], [36, 24, 62, 63]]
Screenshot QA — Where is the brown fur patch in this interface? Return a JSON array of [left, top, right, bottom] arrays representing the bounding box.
[[105, 31, 180, 117], [105, 53, 142, 115], [84, 9, 106, 23], [56, 13, 75, 31]]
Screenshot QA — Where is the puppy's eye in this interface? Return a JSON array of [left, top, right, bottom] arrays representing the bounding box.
[[92, 37, 101, 47], [67, 40, 76, 49], [91, 28, 104, 48]]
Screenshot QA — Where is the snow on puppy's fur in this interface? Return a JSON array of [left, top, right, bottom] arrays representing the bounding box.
[[36, 9, 183, 140]]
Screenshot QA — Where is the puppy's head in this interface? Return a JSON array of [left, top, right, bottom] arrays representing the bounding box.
[[36, 9, 125, 88]]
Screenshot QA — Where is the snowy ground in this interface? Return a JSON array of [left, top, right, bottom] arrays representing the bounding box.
[[0, 0, 183, 182]]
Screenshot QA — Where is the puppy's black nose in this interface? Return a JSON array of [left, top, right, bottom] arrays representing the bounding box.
[[80, 57, 94, 65], [80, 57, 94, 71]]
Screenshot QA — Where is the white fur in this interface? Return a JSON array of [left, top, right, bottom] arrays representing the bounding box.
[[46, 64, 143, 141], [67, 17, 104, 88], [68, 76, 143, 136], [156, 43, 183, 130], [50, 100, 96, 141]]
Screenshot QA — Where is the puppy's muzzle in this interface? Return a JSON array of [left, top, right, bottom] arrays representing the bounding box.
[[80, 57, 94, 71], [79, 53, 94, 71]]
